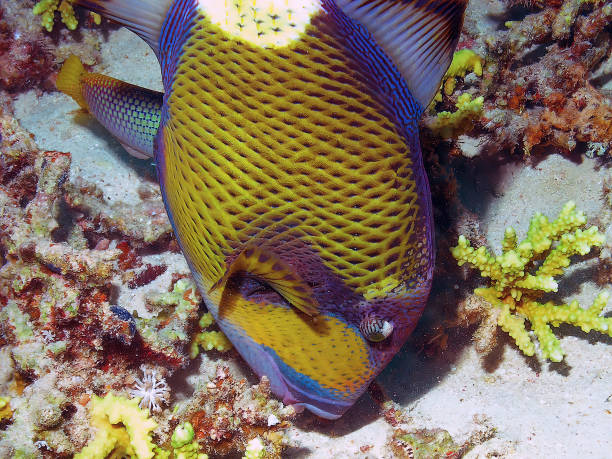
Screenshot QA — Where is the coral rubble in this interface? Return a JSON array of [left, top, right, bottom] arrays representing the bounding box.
[[0, 0, 611, 456], [0, 113, 294, 457], [175, 365, 295, 458], [0, 1, 103, 95], [424, 0, 612, 155], [381, 402, 498, 459]]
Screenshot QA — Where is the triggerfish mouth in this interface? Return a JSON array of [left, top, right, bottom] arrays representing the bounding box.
[[57, 0, 468, 419]]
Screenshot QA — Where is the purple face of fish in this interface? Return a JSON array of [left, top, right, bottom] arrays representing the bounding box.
[[60, 0, 468, 419]]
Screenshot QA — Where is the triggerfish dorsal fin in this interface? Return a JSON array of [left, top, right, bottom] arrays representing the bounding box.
[[56, 55, 89, 111], [71, 0, 173, 54], [210, 245, 320, 318], [336, 0, 469, 108]]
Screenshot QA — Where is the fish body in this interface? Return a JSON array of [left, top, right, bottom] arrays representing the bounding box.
[[59, 0, 467, 419]]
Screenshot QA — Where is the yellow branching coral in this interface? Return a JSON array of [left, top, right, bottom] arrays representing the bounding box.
[[189, 312, 232, 359], [0, 397, 11, 422], [441, 49, 484, 96], [75, 394, 157, 459], [33, 0, 78, 31], [426, 93, 484, 139], [190, 312, 232, 358], [452, 201, 611, 362]]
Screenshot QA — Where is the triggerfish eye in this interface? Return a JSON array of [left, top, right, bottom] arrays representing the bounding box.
[[57, 0, 469, 419], [360, 316, 394, 343]]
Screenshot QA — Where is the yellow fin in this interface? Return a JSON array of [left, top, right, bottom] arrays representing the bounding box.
[[210, 245, 319, 317], [56, 55, 89, 111]]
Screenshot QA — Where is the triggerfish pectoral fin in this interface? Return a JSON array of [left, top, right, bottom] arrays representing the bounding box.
[[210, 245, 319, 318], [56, 55, 163, 160], [337, 0, 469, 109]]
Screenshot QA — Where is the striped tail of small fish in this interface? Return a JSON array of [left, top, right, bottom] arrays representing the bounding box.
[[56, 55, 89, 110]]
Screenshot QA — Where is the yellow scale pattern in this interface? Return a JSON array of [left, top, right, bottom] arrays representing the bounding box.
[[161, 12, 423, 393], [219, 292, 373, 394], [165, 13, 421, 294]]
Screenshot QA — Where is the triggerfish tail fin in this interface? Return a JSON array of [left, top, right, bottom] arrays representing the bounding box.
[[56, 55, 89, 111], [71, 0, 173, 54], [210, 246, 320, 318], [56, 55, 163, 159], [337, 0, 469, 109]]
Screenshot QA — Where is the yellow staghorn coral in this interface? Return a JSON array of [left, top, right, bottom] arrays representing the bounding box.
[[33, 0, 78, 32], [426, 93, 484, 139], [441, 49, 484, 96], [75, 394, 157, 459], [452, 201, 611, 362]]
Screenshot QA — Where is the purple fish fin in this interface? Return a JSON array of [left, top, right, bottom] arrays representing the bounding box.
[[72, 0, 173, 54], [119, 141, 153, 159], [337, 0, 468, 108], [209, 245, 320, 317]]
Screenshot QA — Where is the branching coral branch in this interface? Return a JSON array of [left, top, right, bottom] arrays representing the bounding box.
[[452, 201, 611, 361], [75, 394, 157, 459], [33, 0, 78, 32]]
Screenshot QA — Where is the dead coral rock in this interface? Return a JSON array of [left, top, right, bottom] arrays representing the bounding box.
[[441, 0, 612, 157], [386, 409, 497, 459], [0, 6, 55, 92], [135, 278, 201, 367], [0, 2, 103, 93], [65, 176, 172, 248], [176, 365, 295, 457], [525, 84, 612, 153]]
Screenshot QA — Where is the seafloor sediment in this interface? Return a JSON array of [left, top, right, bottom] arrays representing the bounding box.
[[0, 0, 611, 458]]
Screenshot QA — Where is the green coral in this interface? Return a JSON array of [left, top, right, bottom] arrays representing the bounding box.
[[171, 422, 195, 449], [33, 0, 78, 32], [242, 437, 265, 459], [190, 312, 232, 358], [452, 201, 611, 362], [75, 394, 157, 459], [158, 422, 208, 459], [427, 93, 484, 139]]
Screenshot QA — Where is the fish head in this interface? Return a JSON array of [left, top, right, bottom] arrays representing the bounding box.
[[206, 237, 428, 419]]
